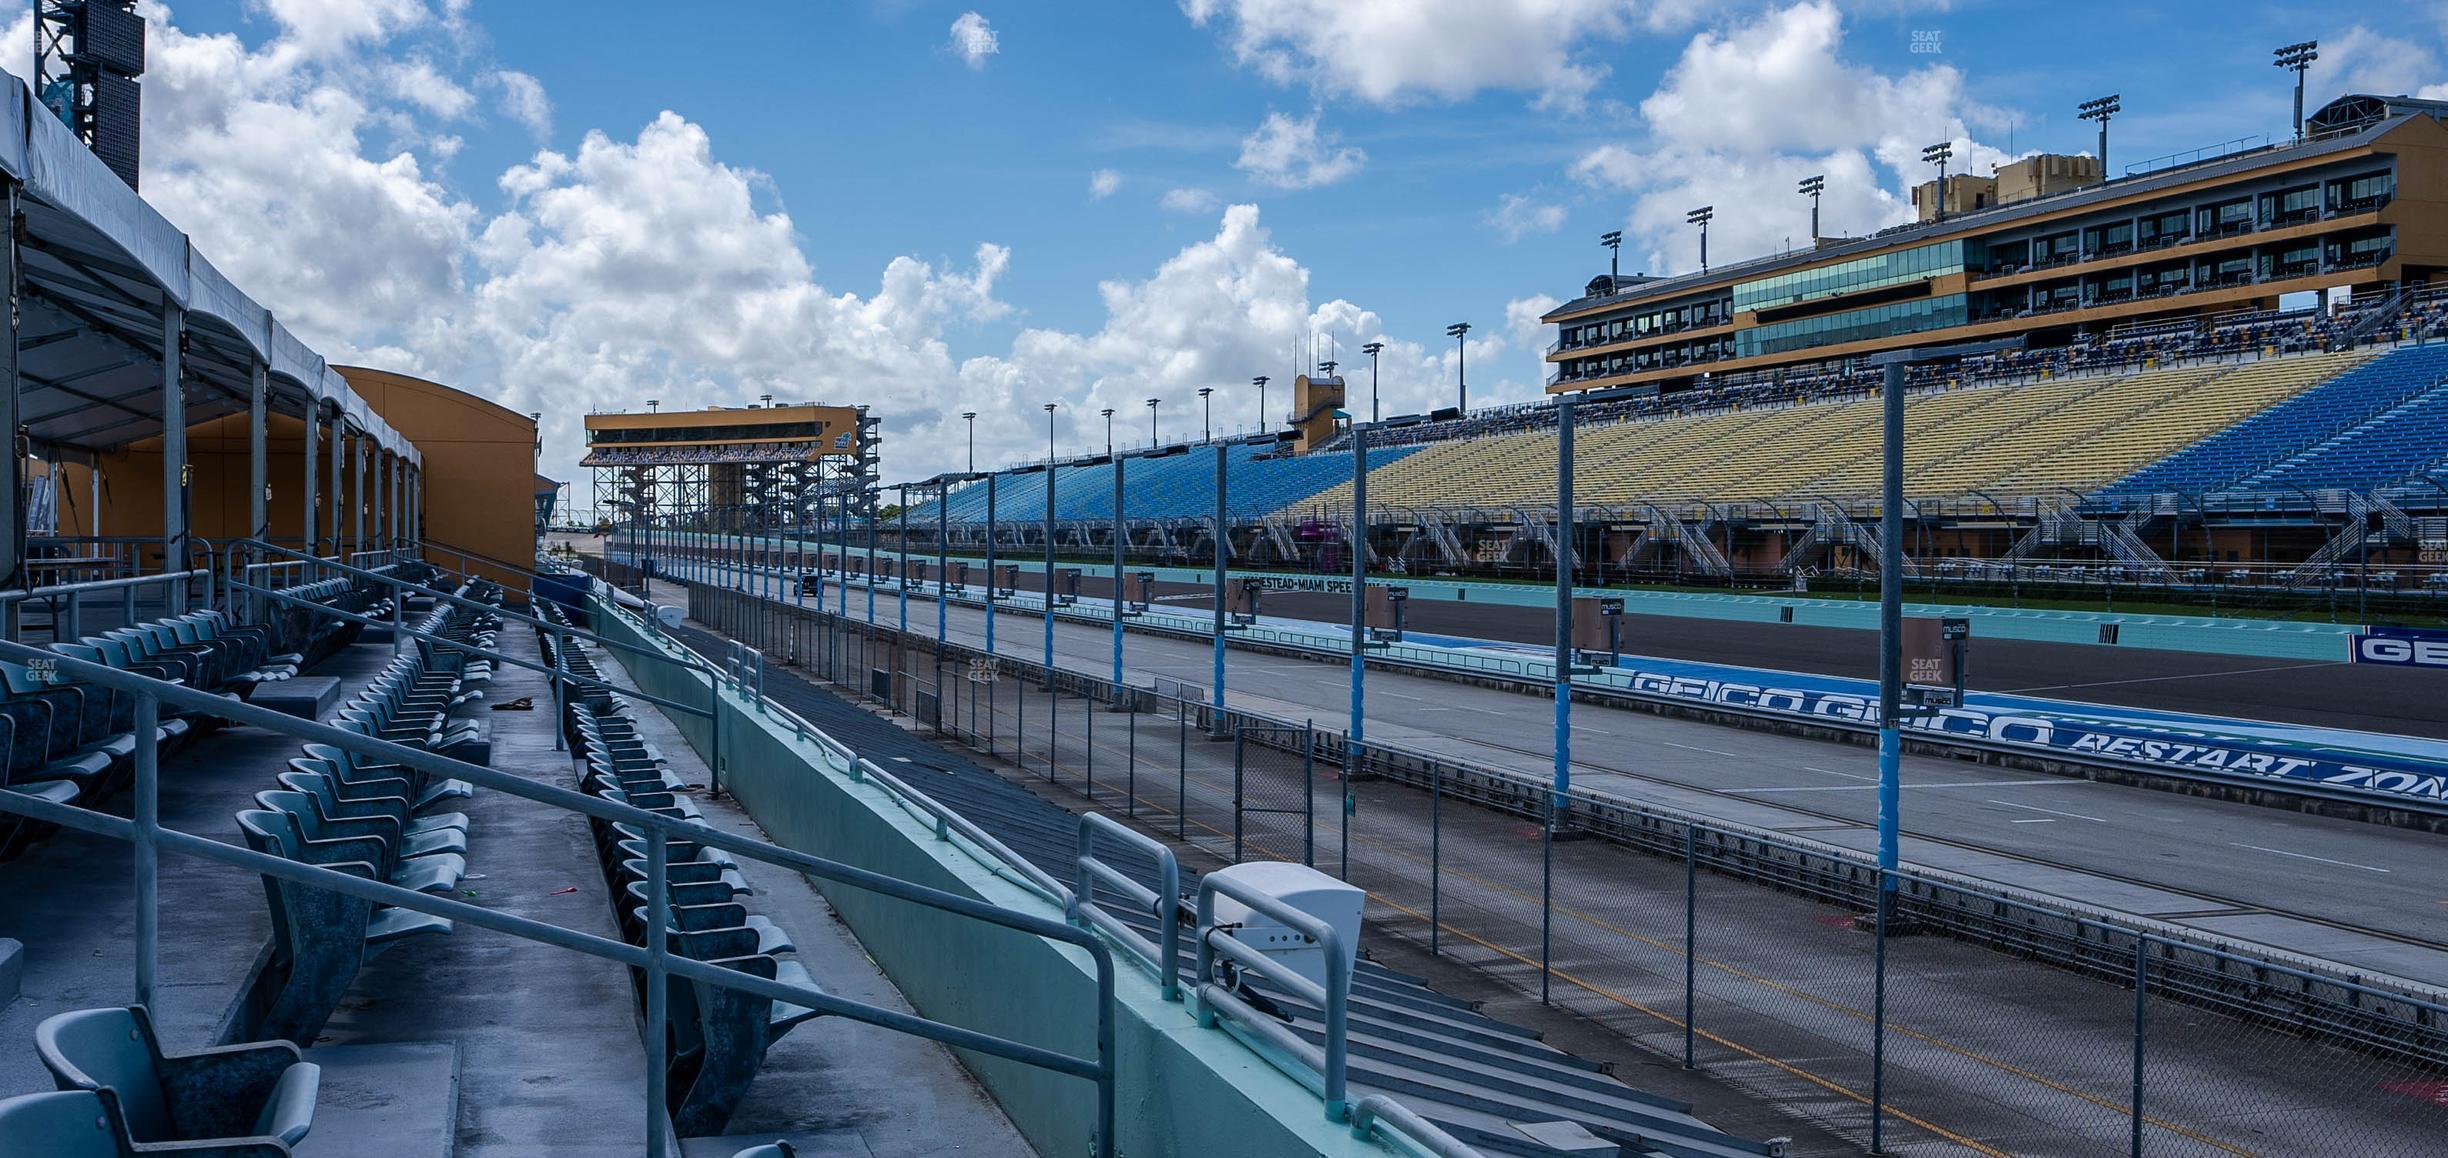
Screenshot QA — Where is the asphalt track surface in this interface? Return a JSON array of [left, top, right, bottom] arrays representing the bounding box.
[[755, 563, 2448, 989]]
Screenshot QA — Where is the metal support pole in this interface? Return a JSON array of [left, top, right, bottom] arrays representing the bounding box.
[[1877, 358, 1905, 891], [301, 406, 319, 560], [133, 691, 159, 1009], [1348, 423, 1366, 771], [986, 474, 998, 653], [1683, 825, 1697, 1068], [865, 485, 877, 625], [1044, 461, 1057, 683], [247, 364, 269, 563], [897, 485, 909, 633], [1111, 454, 1125, 686], [1212, 443, 1227, 714], [162, 304, 189, 581], [352, 436, 367, 558], [0, 180, 21, 641], [936, 486, 949, 654], [1552, 395, 1574, 815], [644, 825, 671, 1158], [328, 415, 344, 557]]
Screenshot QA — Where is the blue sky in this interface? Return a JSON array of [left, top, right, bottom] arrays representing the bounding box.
[[75, 1, 2448, 488]]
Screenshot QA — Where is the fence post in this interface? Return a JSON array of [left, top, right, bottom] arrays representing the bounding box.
[[1126, 698, 1138, 818], [1872, 870, 1890, 1155], [1232, 727, 1246, 863], [1684, 824, 1697, 1069], [2132, 935, 2149, 1158], [1540, 790, 1554, 1005], [1085, 681, 1096, 803], [1338, 731, 1350, 880], [1176, 706, 1188, 841], [644, 824, 671, 1158], [1302, 725, 1316, 869], [1429, 757, 1441, 957]]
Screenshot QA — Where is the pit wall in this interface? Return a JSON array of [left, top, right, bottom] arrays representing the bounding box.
[[589, 595, 1387, 1158], [637, 535, 2361, 662]]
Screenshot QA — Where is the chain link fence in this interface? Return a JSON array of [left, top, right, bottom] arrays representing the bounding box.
[[682, 580, 2448, 1156]]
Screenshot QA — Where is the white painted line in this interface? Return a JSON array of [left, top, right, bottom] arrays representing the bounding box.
[[1570, 725, 1614, 736], [1728, 779, 2072, 793], [1986, 799, 2109, 823], [2228, 843, 2392, 874], [1665, 740, 1746, 758], [2004, 661, 2338, 694], [1802, 765, 1877, 782], [2009, 818, 2057, 824]]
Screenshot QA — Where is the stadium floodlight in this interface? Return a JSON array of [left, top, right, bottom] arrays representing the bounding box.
[[1318, 359, 1337, 378], [1685, 206, 1713, 271], [1147, 397, 1161, 446], [2078, 94, 2120, 181], [2275, 41, 2319, 140], [645, 399, 659, 413], [1360, 341, 1385, 424], [758, 393, 773, 408], [1100, 407, 1115, 456], [1253, 375, 1269, 431], [1446, 322, 1472, 412], [1921, 142, 1953, 221], [1796, 175, 1825, 242], [1599, 229, 1622, 284], [960, 411, 977, 471], [1198, 386, 1214, 443]]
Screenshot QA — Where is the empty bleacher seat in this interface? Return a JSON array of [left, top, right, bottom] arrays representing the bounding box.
[[34, 1006, 318, 1150]]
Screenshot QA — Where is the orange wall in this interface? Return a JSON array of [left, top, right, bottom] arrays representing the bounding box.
[[338, 366, 540, 588]]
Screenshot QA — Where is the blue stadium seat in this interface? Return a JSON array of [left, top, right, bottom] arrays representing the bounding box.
[[2107, 344, 2448, 494], [34, 1006, 319, 1150], [906, 442, 1417, 525]]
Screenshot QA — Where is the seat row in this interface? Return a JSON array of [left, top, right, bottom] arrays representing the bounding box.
[[539, 615, 824, 1137], [0, 1006, 321, 1156], [230, 598, 501, 1046]]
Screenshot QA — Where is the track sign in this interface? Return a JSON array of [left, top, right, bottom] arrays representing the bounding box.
[[1902, 617, 1958, 687], [2352, 626, 2448, 669]]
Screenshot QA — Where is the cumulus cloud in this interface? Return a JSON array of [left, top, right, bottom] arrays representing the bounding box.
[[2306, 25, 2448, 101], [1160, 187, 1221, 213], [1182, 0, 1674, 108], [491, 69, 552, 137], [1089, 168, 1122, 200], [1235, 109, 1365, 189], [256, 0, 435, 59], [1572, 1, 2017, 273], [1487, 193, 1566, 241], [123, 1, 1555, 493], [948, 11, 999, 69]]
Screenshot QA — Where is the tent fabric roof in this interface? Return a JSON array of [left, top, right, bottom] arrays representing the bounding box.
[[0, 71, 419, 464]]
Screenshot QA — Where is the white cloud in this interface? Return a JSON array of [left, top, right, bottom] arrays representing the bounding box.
[[256, 0, 435, 59], [1160, 187, 1221, 213], [2305, 25, 2448, 102], [948, 11, 999, 70], [1571, 1, 2016, 274], [381, 57, 473, 119], [491, 69, 552, 137], [1234, 109, 1366, 189], [1487, 192, 1566, 241], [1089, 168, 1122, 200], [1182, 0, 1684, 108], [121, 1, 1557, 494]]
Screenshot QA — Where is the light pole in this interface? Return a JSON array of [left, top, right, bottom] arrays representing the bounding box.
[[1686, 206, 1713, 272], [1101, 407, 1115, 457], [1599, 229, 1621, 285], [1198, 387, 1214, 444], [1252, 376, 1268, 432], [961, 411, 977, 473], [2078, 95, 2120, 181], [1921, 142, 1952, 222], [1360, 341, 1383, 424], [1797, 176, 1824, 243], [1043, 402, 1059, 678], [2275, 41, 2319, 141], [1445, 322, 1470, 412], [1147, 397, 1161, 447]]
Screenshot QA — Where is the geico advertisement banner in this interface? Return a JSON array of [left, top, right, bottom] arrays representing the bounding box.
[[2351, 626, 2448, 669], [1600, 658, 2448, 805]]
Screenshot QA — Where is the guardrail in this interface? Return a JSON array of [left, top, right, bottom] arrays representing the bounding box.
[[1073, 813, 1182, 1001], [0, 567, 211, 641], [1348, 1095, 1490, 1157], [1194, 871, 1352, 1122]]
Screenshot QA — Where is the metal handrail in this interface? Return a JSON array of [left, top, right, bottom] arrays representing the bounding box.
[[1195, 872, 1352, 1122], [1074, 813, 1183, 1000], [635, 595, 1078, 908], [0, 636, 1120, 1158], [1348, 1095, 1489, 1157]]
